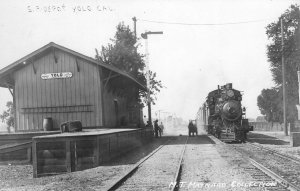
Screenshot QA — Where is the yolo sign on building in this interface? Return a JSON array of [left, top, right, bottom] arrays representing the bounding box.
[[41, 72, 72, 80]]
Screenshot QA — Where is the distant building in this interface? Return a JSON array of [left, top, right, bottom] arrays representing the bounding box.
[[256, 116, 267, 122], [247, 118, 256, 122]]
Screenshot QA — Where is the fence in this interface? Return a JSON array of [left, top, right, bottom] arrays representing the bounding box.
[[250, 121, 300, 132], [249, 122, 283, 131]]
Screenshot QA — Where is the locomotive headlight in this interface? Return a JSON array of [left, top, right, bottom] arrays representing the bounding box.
[[227, 90, 234, 97]]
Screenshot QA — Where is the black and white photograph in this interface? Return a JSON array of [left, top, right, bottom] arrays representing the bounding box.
[[0, 0, 300, 190]]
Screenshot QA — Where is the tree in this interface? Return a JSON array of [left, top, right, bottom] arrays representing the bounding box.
[[0, 101, 14, 133], [257, 88, 282, 124], [98, 22, 145, 75], [265, 4, 300, 123], [139, 71, 163, 105], [96, 22, 163, 105]]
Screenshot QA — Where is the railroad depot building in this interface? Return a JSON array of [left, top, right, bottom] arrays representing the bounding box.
[[0, 42, 146, 131]]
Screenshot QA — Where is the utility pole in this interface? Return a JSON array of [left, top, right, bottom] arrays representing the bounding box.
[[298, 9, 300, 108], [132, 17, 137, 39], [157, 109, 164, 121], [144, 35, 152, 126], [132, 16, 140, 103], [296, 9, 300, 123], [281, 18, 288, 136]]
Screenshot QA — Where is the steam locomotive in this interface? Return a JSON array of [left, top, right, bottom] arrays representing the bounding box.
[[196, 83, 250, 142]]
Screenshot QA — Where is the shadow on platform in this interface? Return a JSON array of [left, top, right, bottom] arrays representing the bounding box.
[[247, 132, 289, 145]]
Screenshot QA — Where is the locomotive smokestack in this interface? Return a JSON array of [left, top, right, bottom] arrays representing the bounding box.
[[226, 83, 232, 89]]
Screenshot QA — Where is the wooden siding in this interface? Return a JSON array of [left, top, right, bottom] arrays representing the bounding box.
[[102, 87, 128, 127], [14, 50, 102, 131]]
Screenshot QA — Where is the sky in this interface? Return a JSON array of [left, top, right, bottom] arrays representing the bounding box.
[[0, 0, 298, 122]]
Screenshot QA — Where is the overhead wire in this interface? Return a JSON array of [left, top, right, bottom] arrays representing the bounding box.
[[137, 18, 277, 26]]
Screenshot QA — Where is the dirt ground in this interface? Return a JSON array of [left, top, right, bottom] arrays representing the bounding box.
[[180, 135, 269, 191], [1, 130, 299, 191], [248, 131, 300, 160], [0, 138, 168, 191], [115, 136, 187, 191]]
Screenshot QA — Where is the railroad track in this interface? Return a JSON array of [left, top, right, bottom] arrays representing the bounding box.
[[208, 135, 300, 190], [249, 158, 300, 191], [170, 137, 188, 191], [106, 136, 189, 191], [229, 142, 300, 190], [107, 135, 300, 191], [247, 142, 300, 165]]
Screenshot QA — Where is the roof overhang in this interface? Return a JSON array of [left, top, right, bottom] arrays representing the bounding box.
[[0, 42, 146, 91]]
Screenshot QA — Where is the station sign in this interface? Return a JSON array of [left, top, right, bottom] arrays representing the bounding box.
[[41, 72, 72, 80]]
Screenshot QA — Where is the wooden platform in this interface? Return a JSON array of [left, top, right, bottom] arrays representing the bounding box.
[[32, 128, 153, 177], [0, 131, 60, 164], [0, 141, 32, 164], [0, 131, 60, 146]]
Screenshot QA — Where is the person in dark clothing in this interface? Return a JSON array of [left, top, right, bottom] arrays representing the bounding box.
[[146, 121, 151, 128], [188, 121, 194, 137], [159, 122, 164, 135], [154, 120, 160, 138]]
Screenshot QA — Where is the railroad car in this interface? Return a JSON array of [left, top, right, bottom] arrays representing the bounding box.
[[188, 120, 197, 136], [197, 83, 250, 142]]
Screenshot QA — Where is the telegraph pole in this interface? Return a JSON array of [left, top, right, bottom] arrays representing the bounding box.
[[132, 17, 137, 39], [297, 9, 300, 123], [281, 18, 288, 136], [132, 17, 139, 102], [145, 36, 152, 125]]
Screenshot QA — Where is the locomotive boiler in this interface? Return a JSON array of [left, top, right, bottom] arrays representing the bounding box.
[[197, 83, 250, 142]]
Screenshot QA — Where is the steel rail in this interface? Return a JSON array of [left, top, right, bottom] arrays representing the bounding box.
[[208, 135, 225, 145], [247, 142, 300, 165], [171, 136, 189, 191], [106, 138, 173, 191], [249, 158, 300, 191]]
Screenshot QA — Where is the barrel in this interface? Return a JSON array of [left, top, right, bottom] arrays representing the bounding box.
[[43, 117, 53, 131]]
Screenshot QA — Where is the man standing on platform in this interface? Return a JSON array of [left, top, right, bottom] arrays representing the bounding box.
[[154, 120, 160, 138], [159, 122, 164, 135]]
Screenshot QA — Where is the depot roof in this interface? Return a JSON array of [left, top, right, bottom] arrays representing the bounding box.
[[0, 42, 146, 90]]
